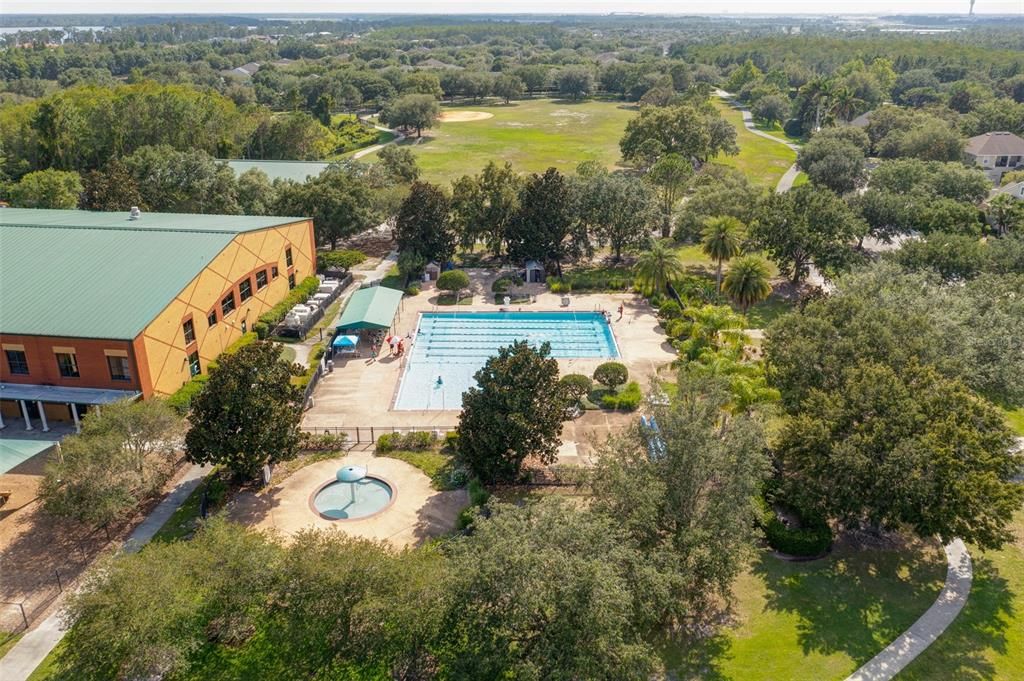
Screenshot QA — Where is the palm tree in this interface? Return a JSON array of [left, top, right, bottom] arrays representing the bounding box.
[[701, 216, 745, 294], [633, 239, 686, 297], [799, 78, 833, 132], [829, 86, 865, 123], [723, 255, 773, 314]]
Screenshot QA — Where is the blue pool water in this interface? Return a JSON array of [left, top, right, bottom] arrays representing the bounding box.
[[394, 311, 619, 410], [312, 477, 393, 519]]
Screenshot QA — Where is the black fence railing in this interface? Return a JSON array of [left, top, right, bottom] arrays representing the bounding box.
[[301, 425, 456, 445], [271, 273, 352, 341]]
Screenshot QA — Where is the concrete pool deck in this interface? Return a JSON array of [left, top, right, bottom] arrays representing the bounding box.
[[225, 452, 468, 548], [302, 270, 675, 434]]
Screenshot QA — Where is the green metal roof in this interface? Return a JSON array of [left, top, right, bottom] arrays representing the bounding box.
[[0, 209, 307, 340], [223, 159, 330, 183], [336, 286, 404, 331]]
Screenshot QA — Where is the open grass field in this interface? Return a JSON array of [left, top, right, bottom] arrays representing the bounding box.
[[362, 98, 638, 184], [1004, 407, 1024, 436], [664, 539, 948, 680], [710, 98, 797, 189]]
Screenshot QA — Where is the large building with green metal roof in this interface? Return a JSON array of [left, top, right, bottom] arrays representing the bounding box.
[[0, 208, 315, 431]]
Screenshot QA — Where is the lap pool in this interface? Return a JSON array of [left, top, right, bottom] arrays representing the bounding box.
[[394, 311, 619, 411]]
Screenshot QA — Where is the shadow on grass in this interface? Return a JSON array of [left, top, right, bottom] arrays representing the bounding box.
[[658, 629, 732, 681], [752, 542, 947, 666]]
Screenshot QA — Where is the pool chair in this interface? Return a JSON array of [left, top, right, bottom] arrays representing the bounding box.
[[639, 416, 667, 461], [560, 295, 570, 307]]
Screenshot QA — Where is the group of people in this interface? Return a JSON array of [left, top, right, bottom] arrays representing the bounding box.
[[385, 333, 408, 357]]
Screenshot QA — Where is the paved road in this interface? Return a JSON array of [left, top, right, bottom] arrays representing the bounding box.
[[845, 540, 973, 681], [0, 465, 208, 681]]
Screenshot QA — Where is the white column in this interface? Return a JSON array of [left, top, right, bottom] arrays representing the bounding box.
[[36, 401, 49, 432], [19, 400, 32, 431], [70, 403, 81, 433]]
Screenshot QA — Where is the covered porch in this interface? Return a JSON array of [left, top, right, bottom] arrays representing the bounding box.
[[0, 383, 141, 434]]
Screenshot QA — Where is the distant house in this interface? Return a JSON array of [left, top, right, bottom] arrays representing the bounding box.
[[417, 58, 462, 70], [847, 110, 873, 129], [965, 131, 1024, 183], [992, 180, 1024, 201], [221, 62, 261, 80]]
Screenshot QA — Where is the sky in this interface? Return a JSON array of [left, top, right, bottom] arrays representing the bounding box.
[[1, 1, 1021, 15]]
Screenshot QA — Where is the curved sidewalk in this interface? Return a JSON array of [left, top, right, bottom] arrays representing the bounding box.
[[845, 539, 972, 681]]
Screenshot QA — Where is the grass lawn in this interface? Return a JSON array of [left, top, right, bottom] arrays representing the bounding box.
[[793, 171, 810, 188], [0, 631, 23, 660], [360, 98, 637, 184], [1003, 407, 1024, 436], [899, 509, 1024, 680], [435, 293, 474, 305], [379, 450, 460, 490], [665, 539, 947, 680], [711, 98, 797, 188], [743, 293, 794, 329], [278, 345, 296, 364], [753, 120, 803, 145]]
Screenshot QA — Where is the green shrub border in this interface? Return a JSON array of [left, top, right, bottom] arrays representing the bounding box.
[[757, 497, 833, 558]]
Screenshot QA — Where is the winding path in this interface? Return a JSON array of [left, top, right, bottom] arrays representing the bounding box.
[[718, 88, 974, 678], [351, 123, 405, 160]]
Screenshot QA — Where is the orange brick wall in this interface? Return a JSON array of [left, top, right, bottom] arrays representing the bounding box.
[[0, 335, 140, 391]]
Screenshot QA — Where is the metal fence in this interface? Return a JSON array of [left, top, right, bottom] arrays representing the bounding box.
[[301, 424, 457, 446]]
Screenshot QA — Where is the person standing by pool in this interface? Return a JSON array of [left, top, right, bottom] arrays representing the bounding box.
[[617, 303, 624, 321]]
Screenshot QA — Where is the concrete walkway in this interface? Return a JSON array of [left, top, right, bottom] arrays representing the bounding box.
[[0, 465, 208, 681], [351, 124, 404, 160], [715, 88, 801, 152], [845, 539, 973, 681]]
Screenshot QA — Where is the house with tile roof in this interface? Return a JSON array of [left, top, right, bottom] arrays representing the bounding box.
[[965, 131, 1024, 183]]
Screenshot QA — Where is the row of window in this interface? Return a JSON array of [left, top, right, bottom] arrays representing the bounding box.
[[192, 262, 288, 342], [4, 349, 130, 382]]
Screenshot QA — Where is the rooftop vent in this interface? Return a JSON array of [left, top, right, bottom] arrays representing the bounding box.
[[128, 206, 141, 221]]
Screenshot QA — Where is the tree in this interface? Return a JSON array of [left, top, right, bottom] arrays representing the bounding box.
[[439, 500, 661, 680], [988, 193, 1024, 236], [751, 93, 790, 128], [274, 166, 379, 249], [620, 103, 738, 166], [394, 181, 455, 267], [377, 144, 420, 183], [574, 171, 655, 262], [380, 94, 440, 138], [674, 165, 761, 241], [506, 168, 583, 275], [555, 65, 595, 101], [6, 168, 82, 208], [458, 341, 567, 484], [701, 215, 746, 293], [593, 362, 628, 389], [449, 160, 521, 256], [797, 130, 867, 195], [122, 145, 241, 214], [236, 167, 277, 216], [589, 373, 770, 627], [893, 232, 987, 281], [647, 153, 693, 238], [750, 185, 867, 284], [514, 65, 550, 96], [777, 361, 1023, 548], [436, 269, 471, 302], [723, 255, 773, 313], [80, 160, 145, 211], [245, 111, 337, 160], [492, 73, 525, 104], [897, 119, 964, 162], [633, 239, 686, 297], [39, 399, 181, 528], [402, 71, 443, 98], [313, 93, 333, 126], [185, 341, 303, 480]]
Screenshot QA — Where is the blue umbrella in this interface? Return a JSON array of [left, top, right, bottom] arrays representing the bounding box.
[[332, 334, 359, 348]]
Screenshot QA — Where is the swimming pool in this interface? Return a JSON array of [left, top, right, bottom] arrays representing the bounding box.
[[394, 311, 619, 410]]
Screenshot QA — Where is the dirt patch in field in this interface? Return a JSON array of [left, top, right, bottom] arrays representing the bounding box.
[[439, 110, 494, 122]]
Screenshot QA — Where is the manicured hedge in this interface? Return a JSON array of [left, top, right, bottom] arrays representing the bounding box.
[[299, 431, 349, 451], [548, 268, 633, 293], [758, 497, 833, 557], [376, 430, 437, 453], [599, 381, 642, 411], [254, 276, 320, 339]]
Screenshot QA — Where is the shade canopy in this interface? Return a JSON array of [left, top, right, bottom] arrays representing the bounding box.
[[336, 286, 403, 331], [332, 334, 359, 348]]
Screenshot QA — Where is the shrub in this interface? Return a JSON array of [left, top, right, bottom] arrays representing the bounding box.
[[657, 300, 682, 320], [375, 430, 437, 453], [317, 249, 365, 273], [665, 319, 687, 339], [467, 478, 490, 507], [256, 276, 320, 339], [443, 430, 460, 453], [436, 269, 470, 294], [299, 431, 348, 451], [491, 274, 523, 293], [758, 498, 832, 557], [600, 381, 642, 410], [167, 375, 208, 414], [560, 374, 593, 401], [594, 362, 629, 389], [405, 284, 421, 296]]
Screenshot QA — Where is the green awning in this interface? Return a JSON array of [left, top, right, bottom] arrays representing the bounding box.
[[336, 286, 404, 331]]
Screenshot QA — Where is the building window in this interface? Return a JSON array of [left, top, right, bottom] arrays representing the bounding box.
[[996, 156, 1008, 168], [182, 319, 196, 345], [256, 270, 268, 290], [239, 278, 253, 302], [107, 355, 131, 381], [221, 291, 236, 317], [207, 310, 218, 327], [285, 248, 293, 267], [288, 273, 296, 289], [271, 265, 279, 279], [56, 352, 80, 378], [5, 349, 29, 375], [187, 351, 201, 377]]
